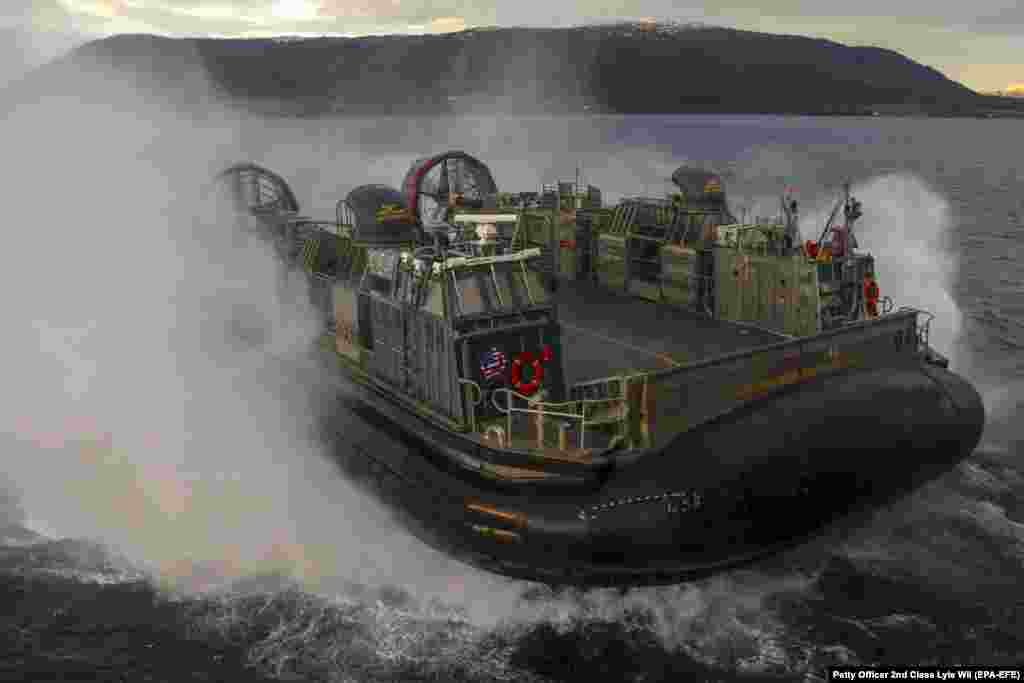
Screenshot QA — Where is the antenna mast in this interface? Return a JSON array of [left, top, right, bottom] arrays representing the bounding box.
[[817, 184, 846, 245]]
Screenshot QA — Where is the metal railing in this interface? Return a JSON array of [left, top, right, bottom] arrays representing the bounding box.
[[897, 307, 935, 354], [458, 378, 484, 432], [654, 263, 716, 315], [489, 387, 628, 451], [629, 308, 923, 447]]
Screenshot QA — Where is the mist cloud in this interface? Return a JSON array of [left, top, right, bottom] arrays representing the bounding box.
[[0, 57, 536, 624], [51, 0, 1024, 38], [0, 2, 81, 86]]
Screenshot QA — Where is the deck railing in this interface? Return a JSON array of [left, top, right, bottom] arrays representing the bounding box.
[[633, 308, 923, 449], [478, 309, 925, 454], [489, 387, 629, 451], [897, 307, 935, 354], [665, 272, 716, 315]]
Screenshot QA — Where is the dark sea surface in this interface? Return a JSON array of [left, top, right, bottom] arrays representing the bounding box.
[[3, 109, 1022, 680]]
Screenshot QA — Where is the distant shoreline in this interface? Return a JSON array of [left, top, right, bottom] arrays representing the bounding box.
[[15, 27, 1024, 122], [221, 106, 1024, 121]]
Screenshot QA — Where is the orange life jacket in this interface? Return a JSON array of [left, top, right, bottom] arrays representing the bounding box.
[[864, 279, 880, 302]]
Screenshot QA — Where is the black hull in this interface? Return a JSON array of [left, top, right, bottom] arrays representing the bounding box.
[[319, 349, 985, 587]]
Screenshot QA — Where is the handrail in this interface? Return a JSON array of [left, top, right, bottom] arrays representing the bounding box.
[[602, 308, 925, 448], [458, 378, 484, 433], [459, 378, 484, 406], [645, 307, 920, 382], [285, 217, 346, 237], [434, 247, 542, 272], [491, 387, 620, 418], [489, 387, 627, 451], [897, 306, 935, 353], [452, 214, 520, 224], [490, 389, 585, 420]]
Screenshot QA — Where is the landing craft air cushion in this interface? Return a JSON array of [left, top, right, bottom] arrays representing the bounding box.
[[214, 152, 984, 586]]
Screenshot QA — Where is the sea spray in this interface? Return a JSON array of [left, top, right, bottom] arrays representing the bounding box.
[[0, 59, 528, 626], [849, 173, 963, 364]]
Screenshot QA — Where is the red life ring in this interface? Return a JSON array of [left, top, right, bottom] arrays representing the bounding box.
[[510, 351, 544, 396]]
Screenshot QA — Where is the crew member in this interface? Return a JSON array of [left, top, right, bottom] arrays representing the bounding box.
[[863, 272, 880, 318]]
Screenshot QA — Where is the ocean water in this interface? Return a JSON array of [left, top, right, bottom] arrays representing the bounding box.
[[3, 105, 1022, 678]]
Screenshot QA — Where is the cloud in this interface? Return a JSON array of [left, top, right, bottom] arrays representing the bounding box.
[[49, 0, 480, 37], [41, 0, 1024, 47], [317, 0, 404, 20], [427, 16, 466, 33], [269, 0, 318, 21], [92, 0, 130, 18], [0, 2, 82, 87], [0, 1, 75, 31]]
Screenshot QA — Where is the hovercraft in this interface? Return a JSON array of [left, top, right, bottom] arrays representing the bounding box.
[[213, 152, 984, 586]]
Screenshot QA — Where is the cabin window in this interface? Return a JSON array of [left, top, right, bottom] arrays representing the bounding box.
[[366, 249, 398, 279], [334, 239, 354, 281], [493, 262, 550, 307], [362, 272, 391, 296], [307, 233, 340, 278], [454, 267, 498, 316], [441, 262, 552, 317], [424, 281, 445, 316], [493, 265, 528, 308], [362, 248, 397, 296], [393, 264, 411, 302], [344, 245, 366, 285], [523, 269, 550, 304]]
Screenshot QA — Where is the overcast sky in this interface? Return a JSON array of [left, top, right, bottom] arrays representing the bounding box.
[[4, 1, 1022, 93]]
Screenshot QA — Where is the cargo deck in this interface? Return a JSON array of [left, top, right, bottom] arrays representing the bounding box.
[[554, 279, 788, 385]]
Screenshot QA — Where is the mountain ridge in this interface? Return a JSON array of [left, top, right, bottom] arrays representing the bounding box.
[[10, 24, 1024, 118]]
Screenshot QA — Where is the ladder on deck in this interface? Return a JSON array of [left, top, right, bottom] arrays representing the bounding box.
[[623, 202, 672, 295], [570, 375, 627, 402], [569, 375, 637, 450]]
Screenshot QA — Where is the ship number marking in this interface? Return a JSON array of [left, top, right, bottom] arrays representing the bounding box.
[[578, 490, 703, 521]]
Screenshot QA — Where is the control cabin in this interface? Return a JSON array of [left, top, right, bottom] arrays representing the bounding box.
[[321, 186, 574, 453]]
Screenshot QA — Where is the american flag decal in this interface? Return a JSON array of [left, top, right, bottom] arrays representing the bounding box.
[[480, 348, 507, 380]]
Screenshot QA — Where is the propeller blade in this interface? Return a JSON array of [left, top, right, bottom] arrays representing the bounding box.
[[438, 162, 450, 195]]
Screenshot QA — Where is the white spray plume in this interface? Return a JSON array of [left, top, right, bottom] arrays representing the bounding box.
[[794, 173, 964, 367], [0, 57, 531, 627], [849, 174, 963, 363]]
